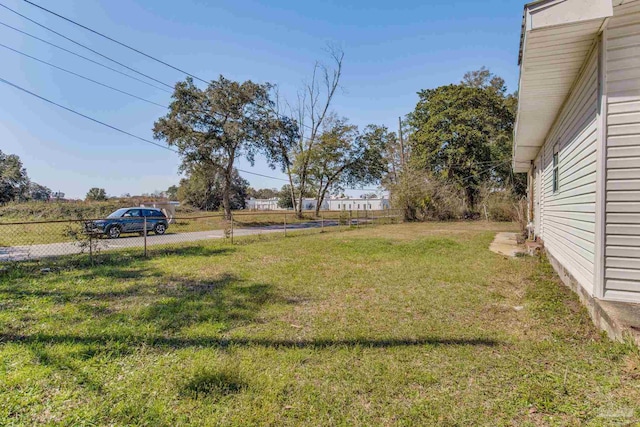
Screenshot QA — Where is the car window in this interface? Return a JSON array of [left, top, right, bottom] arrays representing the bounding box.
[[108, 208, 129, 218], [143, 209, 161, 217], [124, 209, 142, 217]]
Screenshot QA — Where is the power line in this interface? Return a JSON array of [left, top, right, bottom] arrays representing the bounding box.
[[0, 76, 176, 152], [12, 1, 321, 134], [0, 75, 503, 192], [22, 0, 210, 85], [0, 42, 168, 108], [0, 20, 172, 93], [0, 76, 387, 189], [0, 76, 295, 184], [0, 2, 174, 89]]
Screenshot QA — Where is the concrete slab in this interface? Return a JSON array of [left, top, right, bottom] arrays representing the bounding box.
[[598, 300, 640, 347], [489, 232, 525, 257]]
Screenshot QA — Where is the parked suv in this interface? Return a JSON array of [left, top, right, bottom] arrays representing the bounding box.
[[85, 208, 169, 239]]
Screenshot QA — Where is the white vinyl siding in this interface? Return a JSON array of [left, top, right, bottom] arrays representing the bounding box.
[[538, 47, 599, 294], [604, 1, 640, 301]]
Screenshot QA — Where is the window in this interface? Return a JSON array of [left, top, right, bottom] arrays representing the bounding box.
[[552, 150, 559, 193], [337, 204, 340, 209], [357, 204, 360, 209]]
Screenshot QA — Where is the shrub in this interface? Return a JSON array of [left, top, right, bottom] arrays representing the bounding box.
[[390, 169, 467, 221]]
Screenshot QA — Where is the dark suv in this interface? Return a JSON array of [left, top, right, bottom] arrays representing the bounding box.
[[86, 208, 169, 239]]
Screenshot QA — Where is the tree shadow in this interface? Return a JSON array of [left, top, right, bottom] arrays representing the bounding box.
[[137, 274, 284, 333], [0, 246, 235, 285]]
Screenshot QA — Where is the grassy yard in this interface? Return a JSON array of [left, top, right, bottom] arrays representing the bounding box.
[[0, 222, 638, 426]]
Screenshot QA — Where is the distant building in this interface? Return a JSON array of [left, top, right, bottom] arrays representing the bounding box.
[[246, 198, 281, 211], [247, 196, 390, 211], [327, 196, 390, 211]]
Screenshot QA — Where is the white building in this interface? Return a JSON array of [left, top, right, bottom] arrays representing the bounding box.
[[246, 198, 281, 211], [246, 196, 390, 211], [299, 198, 329, 211], [513, 0, 640, 303], [327, 197, 390, 211]]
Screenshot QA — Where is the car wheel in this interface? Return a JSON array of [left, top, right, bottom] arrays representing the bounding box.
[[154, 223, 166, 235], [107, 225, 121, 239]]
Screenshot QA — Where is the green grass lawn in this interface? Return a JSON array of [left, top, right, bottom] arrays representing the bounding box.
[[0, 222, 638, 426]]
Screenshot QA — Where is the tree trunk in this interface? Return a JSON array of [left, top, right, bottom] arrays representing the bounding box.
[[295, 172, 306, 219], [314, 177, 325, 217], [222, 163, 233, 221], [315, 186, 329, 217]]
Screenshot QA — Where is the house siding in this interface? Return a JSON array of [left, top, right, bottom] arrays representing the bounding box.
[[538, 46, 599, 295], [604, 1, 640, 301]]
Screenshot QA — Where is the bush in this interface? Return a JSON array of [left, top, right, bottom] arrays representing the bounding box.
[[478, 186, 525, 223], [390, 170, 467, 221]]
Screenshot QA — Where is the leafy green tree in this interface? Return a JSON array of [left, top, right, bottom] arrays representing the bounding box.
[[85, 187, 107, 201], [165, 185, 179, 200], [0, 150, 29, 204], [247, 187, 278, 199], [262, 113, 300, 213], [277, 185, 294, 209], [408, 76, 515, 209], [29, 183, 52, 201], [305, 118, 389, 216], [177, 165, 248, 211], [153, 76, 273, 220]]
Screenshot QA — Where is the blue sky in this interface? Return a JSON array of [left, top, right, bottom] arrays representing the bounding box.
[[0, 0, 525, 199]]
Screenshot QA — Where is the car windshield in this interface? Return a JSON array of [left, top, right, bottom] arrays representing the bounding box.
[[107, 208, 130, 218]]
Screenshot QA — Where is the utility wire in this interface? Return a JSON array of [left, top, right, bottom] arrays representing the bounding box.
[[22, 0, 210, 85], [0, 20, 171, 93], [0, 3, 510, 189], [12, 1, 321, 133], [0, 76, 176, 152], [0, 76, 387, 189], [0, 42, 168, 108], [0, 2, 174, 89], [0, 76, 299, 184]]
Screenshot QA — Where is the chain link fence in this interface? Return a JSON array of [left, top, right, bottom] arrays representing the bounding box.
[[0, 209, 403, 266]]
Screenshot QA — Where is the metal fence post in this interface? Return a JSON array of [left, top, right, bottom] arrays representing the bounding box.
[[356, 209, 359, 228], [321, 214, 324, 232], [349, 210, 352, 228], [230, 212, 234, 244], [284, 213, 287, 237], [143, 216, 147, 257], [89, 230, 94, 265]]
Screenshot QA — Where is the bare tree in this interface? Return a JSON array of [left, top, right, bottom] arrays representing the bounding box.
[[292, 46, 344, 217]]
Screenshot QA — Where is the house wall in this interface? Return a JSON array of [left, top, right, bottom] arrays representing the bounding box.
[[603, 0, 640, 301], [534, 45, 599, 295]]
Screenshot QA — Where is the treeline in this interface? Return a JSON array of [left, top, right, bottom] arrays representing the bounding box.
[[153, 48, 390, 219], [156, 53, 526, 222], [0, 150, 54, 204]]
